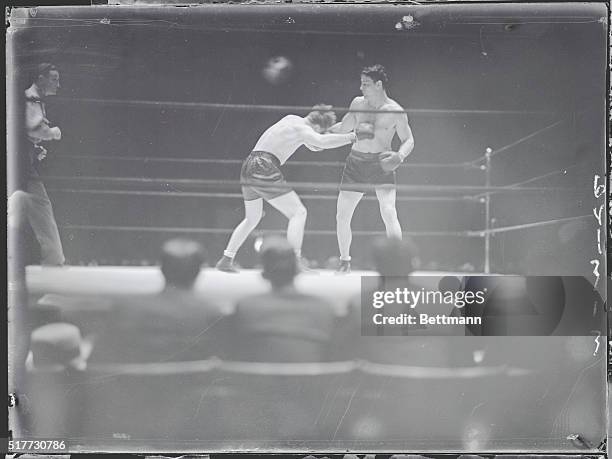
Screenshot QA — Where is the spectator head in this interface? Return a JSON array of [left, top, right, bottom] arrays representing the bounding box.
[[371, 236, 417, 277], [260, 235, 297, 288], [160, 238, 206, 289], [30, 322, 92, 371]]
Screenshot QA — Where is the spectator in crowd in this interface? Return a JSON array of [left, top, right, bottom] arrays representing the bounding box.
[[331, 237, 454, 366], [89, 239, 229, 363], [27, 322, 93, 372], [19, 322, 92, 437], [230, 235, 337, 362]]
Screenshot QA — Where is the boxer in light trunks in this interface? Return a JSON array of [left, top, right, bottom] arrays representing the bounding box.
[[330, 65, 415, 273], [216, 105, 374, 273]]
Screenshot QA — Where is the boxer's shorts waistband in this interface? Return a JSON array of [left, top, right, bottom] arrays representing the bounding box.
[[249, 151, 281, 167], [349, 149, 383, 161]]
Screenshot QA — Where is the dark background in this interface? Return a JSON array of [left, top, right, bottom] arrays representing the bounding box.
[[7, 3, 607, 272]]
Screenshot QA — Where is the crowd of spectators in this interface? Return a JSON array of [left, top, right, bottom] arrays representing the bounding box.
[[24, 235, 469, 368]]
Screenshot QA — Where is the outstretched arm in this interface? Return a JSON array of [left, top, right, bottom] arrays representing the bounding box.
[[328, 98, 360, 133], [300, 126, 356, 150]]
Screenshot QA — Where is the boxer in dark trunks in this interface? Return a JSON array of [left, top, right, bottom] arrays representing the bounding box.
[[330, 65, 415, 273], [216, 105, 373, 273]]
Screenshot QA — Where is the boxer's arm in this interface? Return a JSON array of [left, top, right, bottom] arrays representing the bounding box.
[[301, 127, 356, 150], [395, 113, 414, 161], [328, 98, 360, 133], [26, 101, 61, 140]]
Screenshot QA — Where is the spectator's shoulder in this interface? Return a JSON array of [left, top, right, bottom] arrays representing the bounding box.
[[111, 293, 157, 314], [160, 289, 227, 315], [294, 292, 337, 313], [235, 292, 271, 310]]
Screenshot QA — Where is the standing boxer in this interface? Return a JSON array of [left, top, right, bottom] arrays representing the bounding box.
[[330, 65, 415, 273]]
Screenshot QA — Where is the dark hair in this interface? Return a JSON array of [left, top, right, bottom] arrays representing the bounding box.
[[306, 104, 337, 131], [371, 236, 416, 277], [160, 238, 206, 288], [35, 63, 58, 81], [361, 64, 389, 89], [260, 235, 297, 287]]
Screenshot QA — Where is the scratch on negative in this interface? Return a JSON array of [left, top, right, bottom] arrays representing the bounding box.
[[192, 384, 213, 419], [591, 331, 601, 356], [211, 89, 233, 137], [313, 378, 340, 426], [159, 315, 226, 364], [332, 379, 361, 441], [552, 355, 605, 432], [468, 401, 486, 419]]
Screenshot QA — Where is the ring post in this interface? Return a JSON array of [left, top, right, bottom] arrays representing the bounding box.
[[483, 148, 492, 273]]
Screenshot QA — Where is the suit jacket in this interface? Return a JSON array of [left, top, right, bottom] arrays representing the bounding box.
[[230, 287, 337, 362], [331, 289, 454, 367], [89, 287, 229, 364]]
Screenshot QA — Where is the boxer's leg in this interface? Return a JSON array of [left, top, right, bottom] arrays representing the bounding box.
[[267, 191, 307, 257], [224, 198, 264, 256], [336, 190, 364, 261], [375, 185, 402, 239]]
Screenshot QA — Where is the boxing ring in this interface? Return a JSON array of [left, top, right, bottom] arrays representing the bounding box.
[[36, 98, 596, 276], [10, 98, 605, 453], [7, 1, 609, 452]]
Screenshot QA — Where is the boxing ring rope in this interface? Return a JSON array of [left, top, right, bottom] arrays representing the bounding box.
[[502, 165, 579, 188], [469, 214, 592, 236], [48, 188, 474, 202], [52, 154, 478, 169], [44, 97, 585, 273], [473, 163, 580, 200], [467, 118, 569, 166], [53, 96, 560, 117], [59, 224, 469, 238], [447, 111, 584, 272], [463, 114, 581, 272], [43, 175, 580, 194], [478, 131, 558, 272]]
